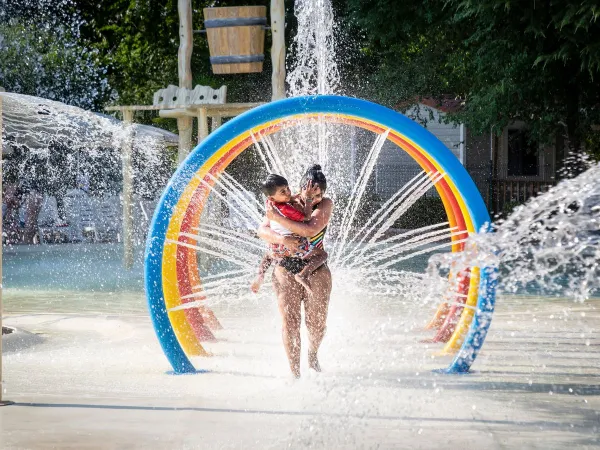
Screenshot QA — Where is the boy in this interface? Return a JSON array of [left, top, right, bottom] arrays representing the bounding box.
[[251, 174, 328, 295]]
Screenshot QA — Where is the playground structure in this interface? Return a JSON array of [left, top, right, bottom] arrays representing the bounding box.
[[105, 2, 286, 269], [145, 95, 497, 375], [135, 5, 500, 375], [0, 4, 499, 409]]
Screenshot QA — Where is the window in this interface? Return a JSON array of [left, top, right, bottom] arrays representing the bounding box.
[[507, 128, 539, 177]]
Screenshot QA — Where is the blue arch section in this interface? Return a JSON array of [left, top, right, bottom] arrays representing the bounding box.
[[145, 95, 495, 374]]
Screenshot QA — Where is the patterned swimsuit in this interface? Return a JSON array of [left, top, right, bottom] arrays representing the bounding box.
[[277, 204, 327, 275]]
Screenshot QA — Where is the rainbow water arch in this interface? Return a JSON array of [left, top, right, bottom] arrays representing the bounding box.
[[145, 95, 497, 374]]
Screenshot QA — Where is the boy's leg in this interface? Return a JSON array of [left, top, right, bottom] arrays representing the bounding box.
[[302, 249, 328, 274], [251, 254, 273, 293], [259, 254, 273, 275], [295, 249, 328, 295]]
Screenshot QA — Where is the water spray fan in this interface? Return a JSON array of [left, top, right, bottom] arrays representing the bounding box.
[[144, 95, 497, 374]]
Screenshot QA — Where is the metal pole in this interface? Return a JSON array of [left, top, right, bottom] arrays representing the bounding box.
[[122, 108, 134, 270], [0, 87, 11, 406], [0, 87, 4, 403]]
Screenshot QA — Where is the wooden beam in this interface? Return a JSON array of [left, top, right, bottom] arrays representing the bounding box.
[[178, 117, 193, 163], [158, 103, 264, 119], [121, 108, 135, 270], [108, 102, 264, 115], [271, 0, 286, 100], [159, 108, 195, 119], [105, 105, 164, 112]]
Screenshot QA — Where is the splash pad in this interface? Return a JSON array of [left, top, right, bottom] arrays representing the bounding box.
[[145, 95, 497, 374]]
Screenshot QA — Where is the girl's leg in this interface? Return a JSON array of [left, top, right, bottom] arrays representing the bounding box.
[[273, 266, 304, 377], [303, 264, 332, 371]]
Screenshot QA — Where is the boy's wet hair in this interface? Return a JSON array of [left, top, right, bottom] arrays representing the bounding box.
[[261, 173, 289, 196], [302, 164, 327, 192]]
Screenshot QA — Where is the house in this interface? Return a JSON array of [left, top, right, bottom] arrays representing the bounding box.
[[373, 100, 464, 202], [466, 120, 558, 215], [369, 99, 559, 216]]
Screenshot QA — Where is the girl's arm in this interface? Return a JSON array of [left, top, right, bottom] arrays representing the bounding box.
[[267, 198, 333, 237], [300, 197, 313, 221], [298, 180, 318, 220], [257, 217, 302, 250]]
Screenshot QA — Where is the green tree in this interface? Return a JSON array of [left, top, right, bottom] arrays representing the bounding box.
[[0, 0, 112, 110], [346, 0, 600, 157], [346, 0, 465, 106], [76, 0, 286, 108], [449, 0, 600, 154]]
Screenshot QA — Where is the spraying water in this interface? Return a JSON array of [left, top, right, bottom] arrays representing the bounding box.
[[287, 0, 340, 97], [3, 0, 598, 355], [193, 0, 463, 307], [422, 160, 600, 311], [2, 4, 599, 448]]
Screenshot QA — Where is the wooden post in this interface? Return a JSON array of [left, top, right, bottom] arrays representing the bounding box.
[[211, 116, 222, 131], [197, 108, 209, 144], [122, 108, 134, 270], [177, 0, 194, 163], [178, 0, 193, 89], [271, 0, 286, 100], [178, 118, 193, 163]]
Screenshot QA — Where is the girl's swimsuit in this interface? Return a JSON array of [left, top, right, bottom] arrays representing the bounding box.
[[277, 225, 328, 275], [278, 256, 308, 275], [272, 201, 328, 274]]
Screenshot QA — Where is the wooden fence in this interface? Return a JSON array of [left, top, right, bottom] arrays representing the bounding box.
[[491, 179, 556, 216]]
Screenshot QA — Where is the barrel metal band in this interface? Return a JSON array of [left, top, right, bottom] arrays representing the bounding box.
[[210, 55, 265, 64], [204, 18, 267, 28]]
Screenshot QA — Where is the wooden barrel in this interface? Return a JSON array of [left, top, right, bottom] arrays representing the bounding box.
[[204, 6, 267, 74]]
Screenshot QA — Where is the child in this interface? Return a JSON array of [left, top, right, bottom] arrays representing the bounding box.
[[251, 174, 328, 295]]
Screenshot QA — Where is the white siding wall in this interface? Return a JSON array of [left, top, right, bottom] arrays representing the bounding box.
[[374, 105, 462, 200]]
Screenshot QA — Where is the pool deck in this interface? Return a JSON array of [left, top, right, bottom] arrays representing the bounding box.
[[1, 296, 599, 449]]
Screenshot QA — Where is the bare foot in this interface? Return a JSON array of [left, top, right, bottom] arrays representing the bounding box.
[[308, 351, 321, 372], [291, 364, 301, 379], [295, 272, 313, 296], [250, 275, 264, 294]]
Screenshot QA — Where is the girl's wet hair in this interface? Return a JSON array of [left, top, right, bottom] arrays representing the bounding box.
[[302, 164, 327, 192], [261, 173, 289, 196]]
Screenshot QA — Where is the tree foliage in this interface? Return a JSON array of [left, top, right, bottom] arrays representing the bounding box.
[[75, 0, 287, 107], [3, 0, 599, 159], [346, 0, 600, 155], [0, 0, 111, 110]]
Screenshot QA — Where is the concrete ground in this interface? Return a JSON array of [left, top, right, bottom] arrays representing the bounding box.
[[1, 294, 599, 449]]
